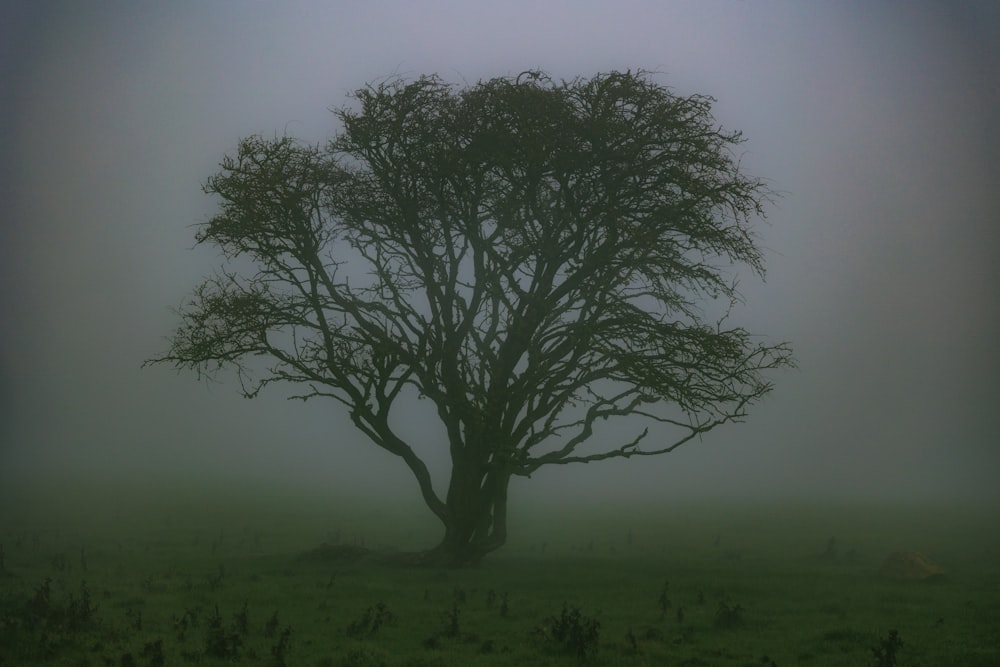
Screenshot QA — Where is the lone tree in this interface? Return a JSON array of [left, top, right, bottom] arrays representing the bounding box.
[[147, 70, 793, 566]]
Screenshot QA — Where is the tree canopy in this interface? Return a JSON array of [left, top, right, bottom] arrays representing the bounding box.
[[148, 70, 793, 565]]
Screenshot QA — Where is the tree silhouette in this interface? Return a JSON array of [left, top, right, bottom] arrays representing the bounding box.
[[147, 71, 793, 565]]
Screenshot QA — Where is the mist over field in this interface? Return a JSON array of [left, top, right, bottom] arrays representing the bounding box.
[[2, 1, 998, 519]]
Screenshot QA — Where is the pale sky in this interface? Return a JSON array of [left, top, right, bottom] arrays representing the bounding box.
[[2, 1, 998, 507]]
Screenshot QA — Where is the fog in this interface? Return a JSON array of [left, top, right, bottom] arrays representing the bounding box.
[[2, 2, 998, 513]]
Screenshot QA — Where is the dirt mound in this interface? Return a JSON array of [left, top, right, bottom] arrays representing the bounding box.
[[878, 551, 944, 580]]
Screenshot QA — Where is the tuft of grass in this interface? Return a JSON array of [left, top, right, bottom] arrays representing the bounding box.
[[546, 603, 601, 660], [871, 628, 903, 667], [346, 602, 394, 639], [715, 597, 744, 629]]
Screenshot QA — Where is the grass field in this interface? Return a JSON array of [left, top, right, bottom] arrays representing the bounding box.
[[1, 478, 997, 666]]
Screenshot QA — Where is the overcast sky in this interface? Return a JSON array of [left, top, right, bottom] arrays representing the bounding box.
[[2, 1, 998, 509]]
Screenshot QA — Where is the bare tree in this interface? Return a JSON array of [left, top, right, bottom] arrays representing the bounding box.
[[147, 71, 793, 565]]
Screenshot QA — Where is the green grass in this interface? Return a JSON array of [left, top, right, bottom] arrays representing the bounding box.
[[1, 479, 998, 666]]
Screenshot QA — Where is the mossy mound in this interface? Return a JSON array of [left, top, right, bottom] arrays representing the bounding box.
[[879, 551, 945, 580]]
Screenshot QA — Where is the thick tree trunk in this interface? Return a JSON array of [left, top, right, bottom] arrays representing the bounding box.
[[421, 466, 511, 567]]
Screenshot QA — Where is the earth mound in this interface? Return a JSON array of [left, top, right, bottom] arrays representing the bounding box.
[[878, 551, 945, 580]]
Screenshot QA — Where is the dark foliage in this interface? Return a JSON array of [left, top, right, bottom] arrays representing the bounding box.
[[547, 603, 601, 660], [715, 598, 744, 629], [346, 602, 394, 639], [871, 629, 903, 667], [205, 603, 242, 659]]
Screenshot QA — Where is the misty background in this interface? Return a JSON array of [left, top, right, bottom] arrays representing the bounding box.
[[2, 2, 998, 512]]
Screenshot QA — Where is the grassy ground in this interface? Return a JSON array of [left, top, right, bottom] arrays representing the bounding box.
[[1, 479, 997, 666]]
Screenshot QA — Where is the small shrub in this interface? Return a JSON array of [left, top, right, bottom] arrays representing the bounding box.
[[207, 563, 225, 590], [141, 639, 165, 667], [346, 602, 394, 639], [821, 536, 838, 560], [67, 581, 97, 628], [715, 598, 744, 629], [658, 581, 670, 617], [443, 602, 461, 639], [871, 629, 903, 667], [205, 604, 241, 659], [271, 626, 292, 667], [24, 578, 53, 624], [548, 604, 600, 660], [264, 610, 280, 637], [20, 578, 97, 632], [234, 599, 249, 635], [625, 626, 638, 653], [173, 608, 197, 640]]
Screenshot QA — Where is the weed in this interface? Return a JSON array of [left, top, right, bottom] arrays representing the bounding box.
[[270, 625, 292, 667], [658, 580, 670, 617], [444, 602, 461, 638], [625, 626, 638, 653], [871, 629, 903, 667], [51, 552, 68, 572], [65, 580, 97, 629], [715, 598, 744, 629], [24, 578, 52, 624], [20, 578, 97, 632], [172, 607, 197, 640], [486, 589, 510, 617], [205, 603, 241, 659], [264, 609, 280, 637], [207, 563, 225, 590], [821, 536, 838, 561], [547, 604, 601, 660], [346, 602, 394, 639], [234, 599, 250, 635], [141, 639, 165, 667]]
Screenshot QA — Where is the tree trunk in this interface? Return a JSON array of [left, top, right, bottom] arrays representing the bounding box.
[[422, 466, 511, 567]]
